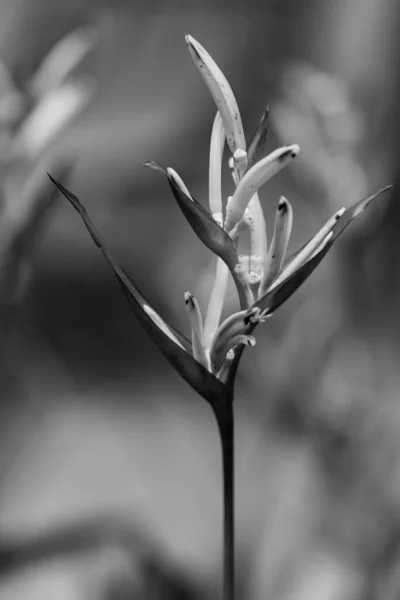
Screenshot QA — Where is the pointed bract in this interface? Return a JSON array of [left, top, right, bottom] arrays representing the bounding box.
[[225, 145, 300, 232], [145, 161, 250, 310], [49, 175, 231, 406], [185, 34, 246, 154]]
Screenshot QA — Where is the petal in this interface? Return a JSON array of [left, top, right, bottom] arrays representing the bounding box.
[[256, 185, 392, 315], [225, 145, 300, 232], [185, 34, 246, 154], [248, 191, 268, 260], [145, 162, 251, 310], [49, 176, 231, 407], [260, 196, 293, 294], [209, 111, 225, 219], [247, 106, 269, 167], [204, 258, 230, 348]]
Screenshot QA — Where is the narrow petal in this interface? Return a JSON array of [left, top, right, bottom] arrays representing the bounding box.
[[209, 111, 225, 220], [184, 291, 209, 369], [260, 196, 293, 294], [145, 162, 251, 310], [185, 34, 246, 153], [256, 185, 392, 316], [204, 258, 230, 348], [247, 106, 269, 167], [49, 176, 230, 406], [184, 291, 204, 341], [248, 192, 268, 261], [225, 145, 300, 232]]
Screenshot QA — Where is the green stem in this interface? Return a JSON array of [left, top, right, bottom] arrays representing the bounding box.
[[216, 402, 235, 600]]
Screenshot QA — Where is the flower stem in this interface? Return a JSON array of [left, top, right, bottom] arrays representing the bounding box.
[[216, 401, 235, 600]]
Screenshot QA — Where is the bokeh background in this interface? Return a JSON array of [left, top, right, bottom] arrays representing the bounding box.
[[0, 1, 399, 598]]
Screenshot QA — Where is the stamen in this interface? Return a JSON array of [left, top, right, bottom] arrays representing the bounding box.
[[204, 258, 230, 348], [260, 196, 293, 295], [209, 111, 225, 216], [225, 144, 300, 232], [274, 208, 345, 287]]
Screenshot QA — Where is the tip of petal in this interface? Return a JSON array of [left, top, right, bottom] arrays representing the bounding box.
[[185, 34, 202, 58], [277, 144, 300, 162], [184, 290, 195, 307], [288, 144, 300, 157], [278, 196, 289, 213]]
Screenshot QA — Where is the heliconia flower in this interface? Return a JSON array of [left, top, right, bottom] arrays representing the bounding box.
[[50, 34, 392, 408]]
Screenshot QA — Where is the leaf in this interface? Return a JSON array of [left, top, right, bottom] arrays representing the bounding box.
[[49, 175, 231, 407]]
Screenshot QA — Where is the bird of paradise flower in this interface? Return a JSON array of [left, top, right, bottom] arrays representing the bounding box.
[[49, 34, 391, 600]]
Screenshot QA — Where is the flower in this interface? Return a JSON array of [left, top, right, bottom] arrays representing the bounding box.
[[49, 35, 391, 409]]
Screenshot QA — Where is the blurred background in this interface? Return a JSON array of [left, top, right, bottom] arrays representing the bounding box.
[[0, 0, 399, 598]]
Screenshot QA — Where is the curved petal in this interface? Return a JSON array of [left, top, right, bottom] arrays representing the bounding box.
[[225, 145, 300, 232], [49, 176, 231, 407], [145, 162, 251, 309], [185, 34, 246, 154]]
